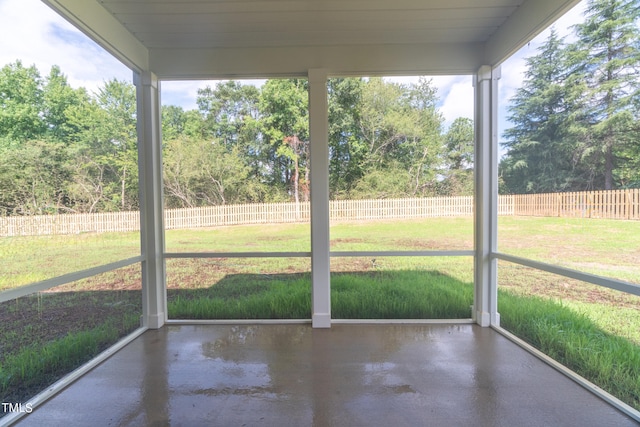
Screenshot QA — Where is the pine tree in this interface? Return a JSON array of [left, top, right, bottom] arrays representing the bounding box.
[[501, 29, 583, 193], [569, 0, 640, 189]]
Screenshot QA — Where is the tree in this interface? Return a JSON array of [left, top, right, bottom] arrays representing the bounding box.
[[353, 77, 443, 198], [500, 29, 585, 193], [404, 77, 444, 196], [259, 79, 309, 201], [161, 105, 187, 141], [441, 117, 474, 195], [0, 140, 70, 215], [0, 61, 45, 143], [42, 66, 86, 141], [163, 136, 269, 207], [569, 0, 640, 190], [64, 79, 139, 212], [328, 77, 365, 197], [0, 62, 83, 214], [197, 81, 261, 147]]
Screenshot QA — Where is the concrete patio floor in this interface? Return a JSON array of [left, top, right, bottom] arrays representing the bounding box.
[[16, 323, 638, 426]]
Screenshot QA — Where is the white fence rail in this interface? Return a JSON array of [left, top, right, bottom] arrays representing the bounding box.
[[1, 190, 637, 237]]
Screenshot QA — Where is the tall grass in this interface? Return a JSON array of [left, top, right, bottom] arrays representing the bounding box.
[[499, 290, 640, 411], [168, 270, 473, 320], [331, 270, 472, 319], [169, 275, 311, 319], [0, 313, 140, 405]]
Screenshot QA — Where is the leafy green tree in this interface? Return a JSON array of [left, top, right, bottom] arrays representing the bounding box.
[[441, 117, 474, 195], [161, 105, 187, 142], [163, 136, 270, 207], [0, 61, 45, 143], [328, 77, 365, 197], [350, 162, 412, 199], [0, 140, 70, 215], [259, 79, 309, 200], [353, 77, 443, 198], [96, 79, 139, 210], [404, 77, 444, 196], [64, 79, 138, 212], [0, 62, 82, 214], [42, 66, 86, 141], [197, 81, 260, 147], [569, 0, 640, 190]]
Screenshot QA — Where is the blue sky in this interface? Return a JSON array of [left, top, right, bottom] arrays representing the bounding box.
[[0, 0, 586, 135]]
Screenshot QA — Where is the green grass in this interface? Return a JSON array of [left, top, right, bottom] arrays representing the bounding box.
[[0, 313, 140, 405], [0, 231, 140, 291], [498, 263, 640, 345], [168, 269, 474, 320], [498, 216, 640, 283], [331, 270, 472, 319], [169, 274, 312, 319], [499, 290, 640, 411], [0, 269, 142, 410], [3, 216, 638, 289]]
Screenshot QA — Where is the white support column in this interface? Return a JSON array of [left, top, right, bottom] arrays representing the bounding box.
[[473, 65, 500, 327], [308, 69, 331, 328], [135, 70, 166, 329]]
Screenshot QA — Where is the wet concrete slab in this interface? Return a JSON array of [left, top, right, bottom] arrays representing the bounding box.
[[16, 324, 638, 426]]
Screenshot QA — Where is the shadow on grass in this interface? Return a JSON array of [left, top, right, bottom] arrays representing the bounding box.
[[167, 269, 475, 320]]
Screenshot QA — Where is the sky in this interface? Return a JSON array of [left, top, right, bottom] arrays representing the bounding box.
[[0, 0, 586, 135]]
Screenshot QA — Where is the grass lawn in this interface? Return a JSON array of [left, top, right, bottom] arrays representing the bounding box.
[[1, 216, 639, 411], [0, 231, 140, 291], [0, 267, 142, 405]]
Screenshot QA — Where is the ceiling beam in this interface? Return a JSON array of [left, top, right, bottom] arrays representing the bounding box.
[[149, 43, 485, 79], [483, 0, 581, 66], [41, 0, 149, 72]]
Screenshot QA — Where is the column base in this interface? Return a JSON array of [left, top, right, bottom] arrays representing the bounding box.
[[476, 310, 491, 327], [143, 312, 165, 329], [312, 313, 331, 328]]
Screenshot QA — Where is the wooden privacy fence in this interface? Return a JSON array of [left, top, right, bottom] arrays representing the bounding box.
[[0, 190, 638, 236]]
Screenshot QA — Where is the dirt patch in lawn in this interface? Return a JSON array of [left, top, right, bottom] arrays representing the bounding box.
[[393, 238, 471, 250], [0, 291, 141, 364]]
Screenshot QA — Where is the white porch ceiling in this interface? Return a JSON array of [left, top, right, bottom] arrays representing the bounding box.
[[42, 0, 580, 78]]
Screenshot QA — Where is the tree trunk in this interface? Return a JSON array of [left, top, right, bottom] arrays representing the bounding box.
[[604, 141, 614, 190], [121, 165, 126, 210]]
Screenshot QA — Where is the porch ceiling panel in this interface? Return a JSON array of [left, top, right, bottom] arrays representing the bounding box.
[[42, 0, 581, 77]]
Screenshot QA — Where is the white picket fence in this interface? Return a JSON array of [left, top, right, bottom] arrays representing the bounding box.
[[1, 190, 638, 237]]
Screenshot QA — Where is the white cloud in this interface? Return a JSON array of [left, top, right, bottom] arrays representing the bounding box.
[[433, 76, 474, 126], [161, 81, 206, 110], [0, 0, 130, 94]]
